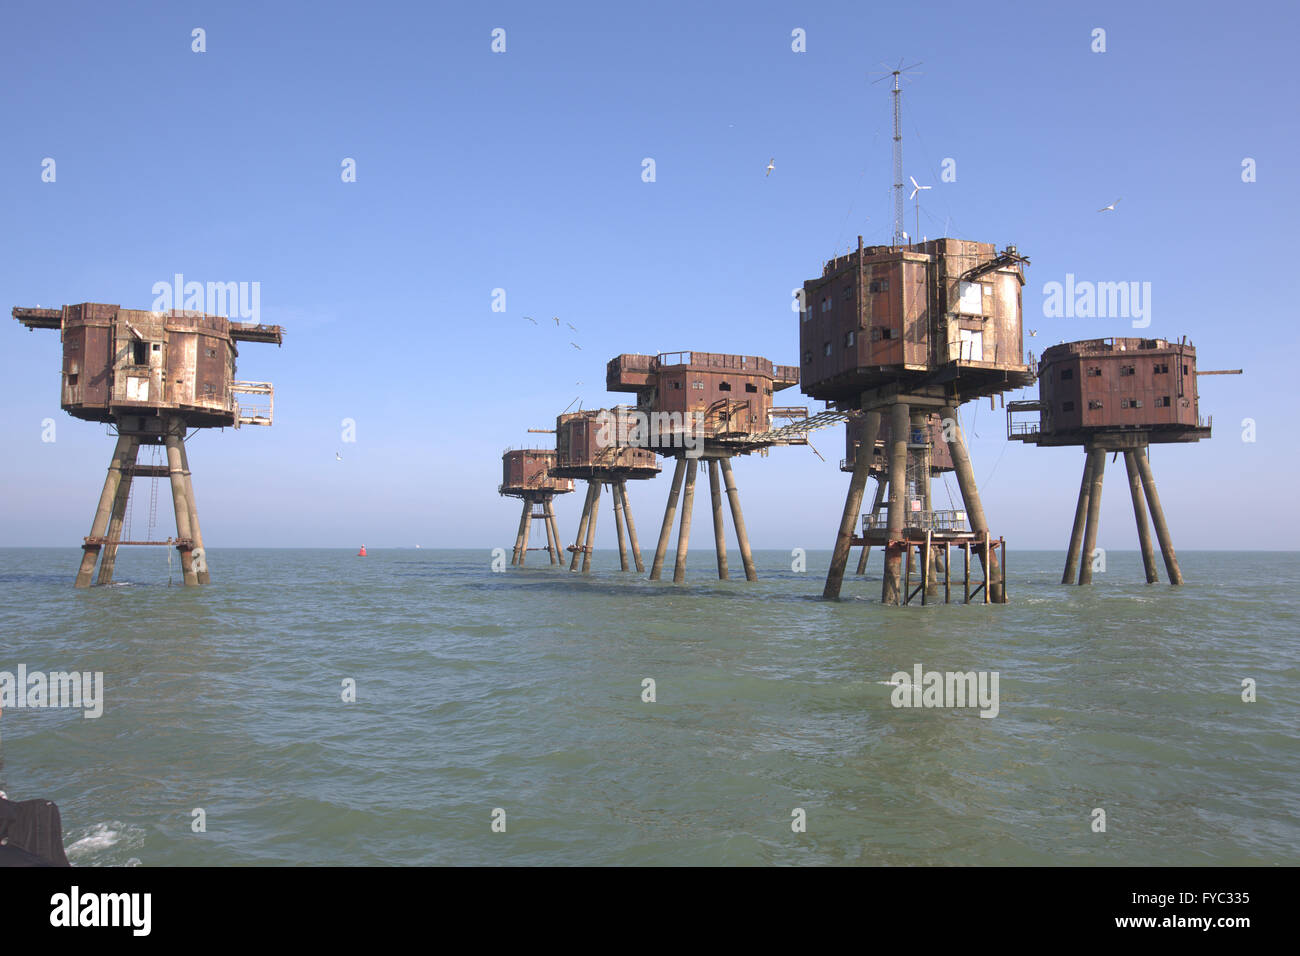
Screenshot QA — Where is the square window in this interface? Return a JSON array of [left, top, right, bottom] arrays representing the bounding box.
[[844, 330, 855, 346], [1120, 365, 1135, 376], [842, 286, 853, 301], [1158, 396, 1171, 407], [745, 383, 757, 393], [1086, 367, 1101, 377], [1088, 400, 1103, 410]]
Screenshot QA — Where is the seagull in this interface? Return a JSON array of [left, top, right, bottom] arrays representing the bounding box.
[[566, 322, 577, 331], [1027, 329, 1038, 337], [765, 158, 775, 176], [1098, 198, 1121, 212], [552, 316, 559, 325], [335, 452, 343, 461], [570, 342, 582, 350], [524, 316, 537, 325], [909, 175, 931, 200]]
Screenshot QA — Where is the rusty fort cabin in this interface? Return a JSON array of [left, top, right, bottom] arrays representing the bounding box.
[[1008, 336, 1235, 586], [551, 407, 660, 573], [605, 350, 809, 582], [499, 447, 573, 566], [14, 303, 282, 588], [808, 237, 1036, 605]]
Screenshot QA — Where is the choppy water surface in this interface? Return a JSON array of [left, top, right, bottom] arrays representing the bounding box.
[[0, 547, 1296, 865]]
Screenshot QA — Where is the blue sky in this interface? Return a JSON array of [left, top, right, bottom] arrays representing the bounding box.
[[1, 0, 1295, 551]]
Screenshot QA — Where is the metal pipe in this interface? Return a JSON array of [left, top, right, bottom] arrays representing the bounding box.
[[1135, 448, 1183, 585], [825, 410, 881, 599], [708, 459, 729, 580], [649, 458, 686, 581], [1062, 450, 1096, 584], [673, 460, 698, 583], [720, 457, 757, 581], [940, 404, 1002, 602], [1124, 449, 1158, 583], [882, 402, 910, 605], [1078, 448, 1107, 585]]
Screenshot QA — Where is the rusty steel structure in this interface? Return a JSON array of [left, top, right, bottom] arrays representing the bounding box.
[[605, 351, 805, 582], [804, 236, 1035, 605], [14, 302, 282, 587], [840, 411, 956, 586], [499, 447, 574, 566], [551, 408, 660, 573], [1007, 336, 1234, 586]]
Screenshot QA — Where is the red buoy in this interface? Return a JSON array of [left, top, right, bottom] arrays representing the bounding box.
[[358, 545, 367, 556]]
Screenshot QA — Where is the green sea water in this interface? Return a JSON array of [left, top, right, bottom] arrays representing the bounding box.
[[0, 547, 1296, 866]]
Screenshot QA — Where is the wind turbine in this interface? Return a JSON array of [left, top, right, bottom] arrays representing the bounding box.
[[909, 175, 931, 245]]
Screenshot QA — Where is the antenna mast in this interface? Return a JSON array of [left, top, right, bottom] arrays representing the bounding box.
[[874, 60, 921, 248], [891, 70, 904, 247]]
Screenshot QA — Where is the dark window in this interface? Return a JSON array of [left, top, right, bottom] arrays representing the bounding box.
[[744, 383, 757, 393], [1086, 367, 1101, 377], [844, 330, 855, 347], [132, 341, 148, 364], [671, 381, 682, 390], [152, 343, 160, 351], [868, 279, 890, 294], [802, 350, 812, 365], [1120, 365, 1135, 376], [1183, 364, 1189, 374], [842, 286, 853, 301], [1154, 363, 1168, 374], [719, 381, 732, 392], [1061, 368, 1074, 380], [871, 327, 881, 341], [1132, 399, 1143, 408], [203, 383, 215, 397], [1062, 401, 1075, 412], [823, 342, 832, 356], [206, 347, 217, 358], [1158, 396, 1171, 407], [68, 374, 78, 386], [1088, 400, 1103, 410]]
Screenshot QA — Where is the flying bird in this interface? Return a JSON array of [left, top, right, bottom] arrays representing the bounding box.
[[566, 322, 577, 331], [335, 452, 343, 461], [552, 316, 559, 325], [1027, 329, 1038, 337], [765, 158, 775, 176], [570, 342, 582, 350], [1098, 198, 1121, 212], [524, 316, 537, 325]]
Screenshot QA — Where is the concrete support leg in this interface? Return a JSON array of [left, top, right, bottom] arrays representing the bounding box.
[[719, 457, 757, 582], [825, 410, 882, 599], [882, 402, 910, 605], [1124, 450, 1159, 583], [708, 459, 729, 580], [96, 437, 140, 587], [164, 419, 199, 586], [581, 482, 602, 574], [177, 436, 209, 583], [1135, 448, 1183, 585], [519, 497, 533, 566], [619, 481, 645, 573], [547, 504, 563, 567], [1062, 451, 1096, 584], [612, 479, 629, 571], [856, 478, 886, 575], [540, 498, 558, 565], [649, 458, 686, 581], [940, 404, 1003, 603], [1078, 448, 1107, 586], [672, 460, 698, 583], [569, 481, 596, 571], [76, 433, 137, 587]]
